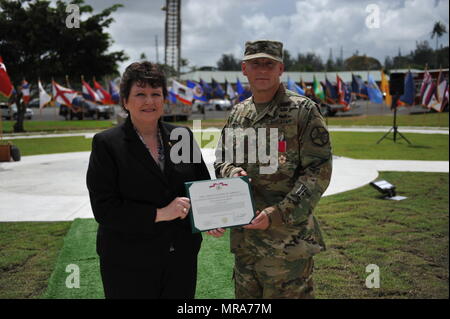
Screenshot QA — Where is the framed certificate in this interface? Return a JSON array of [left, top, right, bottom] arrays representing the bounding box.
[[185, 176, 256, 233]]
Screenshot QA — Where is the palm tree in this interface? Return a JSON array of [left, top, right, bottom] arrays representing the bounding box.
[[431, 21, 448, 51]]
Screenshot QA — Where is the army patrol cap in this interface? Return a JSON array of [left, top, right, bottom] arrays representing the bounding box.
[[243, 40, 284, 63]]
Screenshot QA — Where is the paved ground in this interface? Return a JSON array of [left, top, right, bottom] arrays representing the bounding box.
[[0, 148, 448, 222], [3, 126, 448, 140]]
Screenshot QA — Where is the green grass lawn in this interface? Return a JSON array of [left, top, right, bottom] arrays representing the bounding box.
[[7, 131, 447, 160], [0, 221, 71, 298], [325, 112, 449, 128], [36, 171, 448, 299], [1, 112, 448, 134], [175, 112, 449, 128], [314, 172, 449, 299], [1, 120, 115, 134]]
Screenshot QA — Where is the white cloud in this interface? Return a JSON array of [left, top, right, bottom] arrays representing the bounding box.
[[79, 0, 448, 73]]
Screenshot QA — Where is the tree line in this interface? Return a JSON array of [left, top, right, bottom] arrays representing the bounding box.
[[215, 22, 448, 72], [215, 42, 448, 72]]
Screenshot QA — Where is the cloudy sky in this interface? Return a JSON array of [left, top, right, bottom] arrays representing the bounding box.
[[80, 0, 449, 73]]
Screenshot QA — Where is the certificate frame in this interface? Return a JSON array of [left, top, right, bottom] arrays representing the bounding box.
[[184, 176, 256, 233]]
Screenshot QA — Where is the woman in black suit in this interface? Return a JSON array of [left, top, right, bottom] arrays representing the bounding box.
[[86, 61, 210, 299]]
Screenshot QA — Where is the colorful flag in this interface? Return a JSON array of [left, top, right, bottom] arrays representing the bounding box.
[[82, 79, 101, 102], [236, 78, 251, 102], [172, 80, 193, 105], [419, 69, 432, 101], [336, 75, 351, 108], [199, 79, 213, 100], [399, 71, 415, 105], [351, 74, 369, 98], [109, 80, 120, 104], [313, 75, 325, 101], [21, 80, 31, 105], [226, 81, 237, 100], [325, 77, 338, 103], [211, 78, 225, 99], [380, 70, 392, 107], [52, 80, 78, 106], [287, 78, 305, 95], [429, 70, 448, 112], [167, 86, 177, 104], [186, 80, 207, 102], [422, 80, 436, 107], [0, 56, 14, 97], [93, 80, 113, 104], [38, 80, 51, 109], [300, 78, 306, 90], [366, 74, 383, 104]]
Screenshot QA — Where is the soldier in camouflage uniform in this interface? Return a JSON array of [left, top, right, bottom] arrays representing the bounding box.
[[209, 40, 332, 299]]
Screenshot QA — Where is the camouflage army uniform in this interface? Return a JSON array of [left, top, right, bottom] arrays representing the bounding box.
[[214, 84, 332, 299]]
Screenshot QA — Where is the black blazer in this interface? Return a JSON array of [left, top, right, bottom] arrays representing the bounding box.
[[86, 117, 211, 269]]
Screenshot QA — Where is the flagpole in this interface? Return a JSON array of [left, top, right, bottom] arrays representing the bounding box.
[[52, 78, 58, 121], [0, 105, 3, 141], [366, 71, 369, 116]]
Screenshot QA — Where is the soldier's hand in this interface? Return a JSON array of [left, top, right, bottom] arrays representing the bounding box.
[[233, 170, 251, 182], [243, 210, 270, 230], [206, 228, 226, 238]]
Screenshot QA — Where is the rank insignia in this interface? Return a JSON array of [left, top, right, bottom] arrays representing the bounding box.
[[310, 126, 329, 146]]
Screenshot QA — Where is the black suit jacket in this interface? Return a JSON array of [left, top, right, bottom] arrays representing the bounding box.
[[86, 117, 211, 269]]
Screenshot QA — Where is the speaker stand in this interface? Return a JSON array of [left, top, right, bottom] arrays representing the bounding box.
[[377, 95, 412, 144]]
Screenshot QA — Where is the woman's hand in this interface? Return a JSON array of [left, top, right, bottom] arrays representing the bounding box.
[[206, 228, 227, 238], [156, 197, 191, 222]]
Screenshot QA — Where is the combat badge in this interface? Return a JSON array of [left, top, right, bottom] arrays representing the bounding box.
[[310, 126, 329, 146]]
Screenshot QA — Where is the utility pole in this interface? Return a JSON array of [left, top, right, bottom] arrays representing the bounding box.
[[155, 35, 159, 64], [162, 0, 181, 77]]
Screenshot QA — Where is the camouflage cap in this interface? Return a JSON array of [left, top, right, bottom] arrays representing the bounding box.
[[243, 40, 283, 63]]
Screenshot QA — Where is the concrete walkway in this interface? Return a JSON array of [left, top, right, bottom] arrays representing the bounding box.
[[3, 126, 449, 140], [0, 149, 448, 222]]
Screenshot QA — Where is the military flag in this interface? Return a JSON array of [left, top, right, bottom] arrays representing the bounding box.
[[0, 56, 13, 97], [287, 78, 305, 95], [211, 78, 225, 99], [167, 86, 177, 104], [93, 79, 113, 104], [199, 79, 213, 100], [226, 80, 237, 101], [52, 80, 77, 107], [38, 80, 51, 109], [429, 70, 448, 112], [399, 71, 415, 105], [109, 80, 120, 104], [82, 78, 101, 102], [351, 74, 368, 98], [336, 75, 351, 108], [236, 78, 251, 102], [186, 80, 207, 102], [300, 78, 306, 90], [313, 75, 325, 101], [366, 74, 383, 104], [21, 80, 31, 105], [419, 69, 432, 102], [172, 79, 193, 105], [325, 77, 338, 103], [380, 70, 392, 107]]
